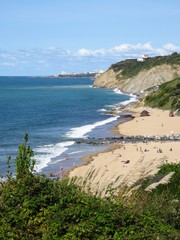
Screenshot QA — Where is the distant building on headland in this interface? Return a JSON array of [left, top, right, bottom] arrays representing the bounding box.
[[137, 54, 149, 62], [56, 70, 104, 79]]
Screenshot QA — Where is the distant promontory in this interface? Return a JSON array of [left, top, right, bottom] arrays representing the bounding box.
[[56, 71, 104, 79]]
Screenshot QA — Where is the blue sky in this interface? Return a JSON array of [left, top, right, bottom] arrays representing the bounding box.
[[0, 0, 180, 76]]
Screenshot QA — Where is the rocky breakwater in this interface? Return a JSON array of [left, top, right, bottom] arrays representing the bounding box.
[[75, 134, 180, 145]]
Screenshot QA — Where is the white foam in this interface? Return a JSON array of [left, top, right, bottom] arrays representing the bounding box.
[[66, 116, 119, 138], [113, 88, 138, 105], [34, 141, 74, 172], [113, 88, 123, 94], [104, 104, 114, 108], [97, 108, 107, 112], [68, 150, 84, 155], [121, 93, 138, 105]]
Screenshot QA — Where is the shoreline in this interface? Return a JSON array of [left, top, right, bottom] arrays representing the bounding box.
[[67, 105, 180, 196]]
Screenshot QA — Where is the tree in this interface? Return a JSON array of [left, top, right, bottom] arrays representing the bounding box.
[[15, 133, 35, 179]]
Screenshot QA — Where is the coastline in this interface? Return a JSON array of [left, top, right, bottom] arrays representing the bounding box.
[[67, 105, 180, 197]]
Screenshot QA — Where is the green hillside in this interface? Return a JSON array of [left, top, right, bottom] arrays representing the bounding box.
[[110, 52, 180, 79], [144, 77, 180, 110]]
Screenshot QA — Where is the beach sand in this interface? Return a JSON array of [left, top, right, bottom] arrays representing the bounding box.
[[68, 107, 180, 197], [113, 106, 180, 136]]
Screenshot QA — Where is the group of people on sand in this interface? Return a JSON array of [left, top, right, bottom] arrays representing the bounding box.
[[117, 141, 174, 168]]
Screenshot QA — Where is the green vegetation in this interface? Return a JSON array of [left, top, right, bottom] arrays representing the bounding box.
[[110, 52, 180, 79], [131, 162, 180, 232], [144, 77, 180, 110], [0, 135, 180, 239]]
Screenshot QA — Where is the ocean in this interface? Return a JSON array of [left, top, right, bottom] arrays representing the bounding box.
[[0, 76, 136, 177]]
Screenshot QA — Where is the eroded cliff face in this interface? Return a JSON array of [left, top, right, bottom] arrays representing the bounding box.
[[94, 64, 180, 95], [94, 69, 119, 88]]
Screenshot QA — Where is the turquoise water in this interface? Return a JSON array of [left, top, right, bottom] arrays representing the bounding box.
[[0, 76, 135, 176]]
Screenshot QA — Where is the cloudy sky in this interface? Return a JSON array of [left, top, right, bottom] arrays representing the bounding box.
[[0, 0, 180, 76]]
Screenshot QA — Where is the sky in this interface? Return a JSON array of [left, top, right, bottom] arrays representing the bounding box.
[[0, 0, 180, 76]]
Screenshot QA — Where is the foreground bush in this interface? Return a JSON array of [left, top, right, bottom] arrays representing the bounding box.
[[0, 135, 179, 239]]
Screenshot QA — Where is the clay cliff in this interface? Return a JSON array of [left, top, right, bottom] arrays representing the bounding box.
[[94, 53, 180, 95]]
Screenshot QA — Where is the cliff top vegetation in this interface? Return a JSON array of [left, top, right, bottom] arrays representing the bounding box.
[[110, 52, 180, 79]]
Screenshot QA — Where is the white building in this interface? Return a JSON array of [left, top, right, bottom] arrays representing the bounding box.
[[137, 54, 149, 62]]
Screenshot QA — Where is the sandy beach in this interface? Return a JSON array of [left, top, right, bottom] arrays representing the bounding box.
[[113, 106, 180, 136], [68, 107, 180, 197]]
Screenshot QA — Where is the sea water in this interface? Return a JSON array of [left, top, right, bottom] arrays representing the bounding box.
[[0, 76, 136, 176]]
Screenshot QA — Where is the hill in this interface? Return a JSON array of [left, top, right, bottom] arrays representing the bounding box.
[[145, 77, 180, 110], [93, 52, 180, 95]]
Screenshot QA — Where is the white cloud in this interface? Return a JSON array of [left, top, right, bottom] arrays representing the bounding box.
[[0, 43, 179, 75], [108, 42, 154, 55], [2, 62, 17, 67], [77, 48, 92, 56], [112, 43, 133, 52], [76, 42, 177, 58], [163, 43, 180, 52], [141, 42, 154, 51], [77, 48, 105, 56]]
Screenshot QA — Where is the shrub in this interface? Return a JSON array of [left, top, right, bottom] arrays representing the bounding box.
[[145, 77, 180, 110], [0, 136, 179, 239]]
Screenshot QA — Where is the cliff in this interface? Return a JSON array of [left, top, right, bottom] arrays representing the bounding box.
[[94, 53, 180, 95]]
